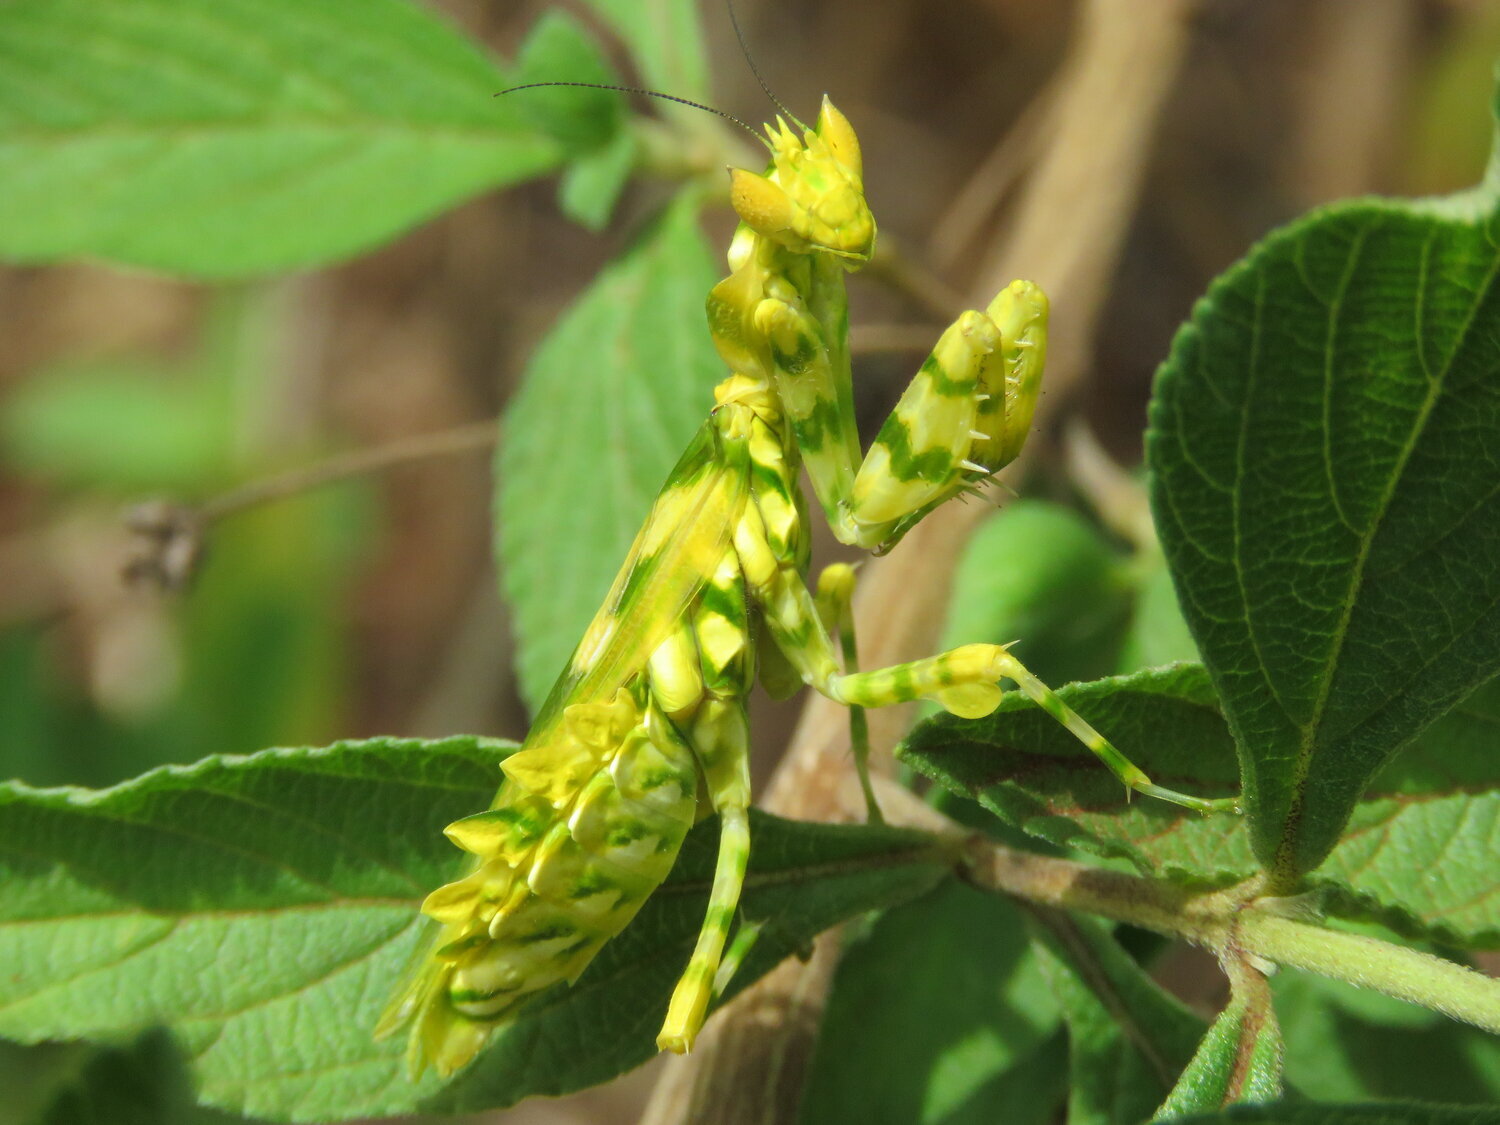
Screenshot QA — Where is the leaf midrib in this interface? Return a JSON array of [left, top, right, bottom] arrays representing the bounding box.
[[1259, 215, 1500, 878]]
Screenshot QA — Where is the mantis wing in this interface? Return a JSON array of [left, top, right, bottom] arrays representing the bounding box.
[[376, 421, 751, 1060], [522, 416, 751, 751]]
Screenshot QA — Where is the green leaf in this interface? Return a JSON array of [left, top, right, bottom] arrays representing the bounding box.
[[560, 127, 638, 230], [1368, 674, 1500, 791], [1154, 973, 1282, 1120], [0, 735, 504, 1114], [582, 0, 711, 104], [497, 191, 722, 710], [1117, 555, 1203, 673], [0, 0, 559, 276], [1333, 674, 1500, 947], [942, 501, 1133, 686], [510, 10, 624, 155], [801, 879, 1064, 1125], [1315, 711, 1500, 947], [904, 666, 1500, 947], [1148, 82, 1500, 882], [1027, 913, 1205, 1125], [0, 738, 949, 1120]]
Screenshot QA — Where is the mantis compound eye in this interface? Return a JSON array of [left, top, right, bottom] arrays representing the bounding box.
[[728, 167, 799, 242], [729, 162, 875, 261]]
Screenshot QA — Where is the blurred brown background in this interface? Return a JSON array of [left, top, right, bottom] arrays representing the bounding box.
[[0, 0, 1496, 1120]]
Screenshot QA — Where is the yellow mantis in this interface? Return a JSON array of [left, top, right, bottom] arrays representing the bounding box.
[[378, 68, 1234, 1079]]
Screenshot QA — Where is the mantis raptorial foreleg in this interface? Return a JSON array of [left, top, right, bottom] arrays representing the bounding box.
[[761, 287, 1238, 815]]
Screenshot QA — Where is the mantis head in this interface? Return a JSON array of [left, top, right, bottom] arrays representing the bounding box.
[[729, 97, 876, 264]]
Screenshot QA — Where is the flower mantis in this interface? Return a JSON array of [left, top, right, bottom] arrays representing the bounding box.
[[379, 92, 1233, 1078]]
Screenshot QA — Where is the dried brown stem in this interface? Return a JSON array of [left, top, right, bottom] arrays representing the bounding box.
[[1062, 416, 1155, 551]]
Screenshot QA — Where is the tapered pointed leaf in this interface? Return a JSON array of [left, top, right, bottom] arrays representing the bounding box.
[[1148, 82, 1500, 883], [1155, 971, 1282, 1120]]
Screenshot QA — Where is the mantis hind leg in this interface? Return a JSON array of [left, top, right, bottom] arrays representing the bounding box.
[[759, 570, 1237, 815], [657, 802, 750, 1053], [656, 696, 754, 1053], [831, 643, 1239, 814]]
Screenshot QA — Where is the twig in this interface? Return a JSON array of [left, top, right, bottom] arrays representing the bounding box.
[[198, 418, 498, 523], [929, 77, 1058, 271], [871, 782, 1500, 1040], [864, 236, 966, 322], [1061, 416, 1156, 551], [123, 419, 498, 590]]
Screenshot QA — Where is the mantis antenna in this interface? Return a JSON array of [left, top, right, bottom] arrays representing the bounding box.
[[503, 0, 807, 139], [725, 0, 805, 130], [497, 81, 761, 141]]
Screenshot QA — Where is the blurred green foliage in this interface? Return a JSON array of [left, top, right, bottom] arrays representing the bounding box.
[[0, 292, 371, 787], [1, 2, 1498, 1124]]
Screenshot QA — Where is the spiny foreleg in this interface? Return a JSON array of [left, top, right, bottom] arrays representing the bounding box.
[[830, 280, 1049, 552]]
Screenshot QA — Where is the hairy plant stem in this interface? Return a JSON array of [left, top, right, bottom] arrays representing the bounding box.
[[870, 779, 1500, 1040], [1238, 913, 1500, 1035]]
